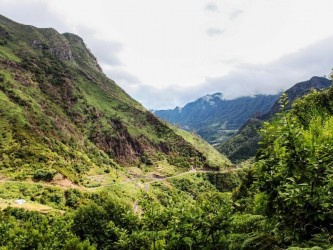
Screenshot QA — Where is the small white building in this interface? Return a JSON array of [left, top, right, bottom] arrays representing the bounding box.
[[15, 199, 26, 205]]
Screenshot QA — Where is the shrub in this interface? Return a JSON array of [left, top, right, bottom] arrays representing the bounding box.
[[33, 169, 56, 181]]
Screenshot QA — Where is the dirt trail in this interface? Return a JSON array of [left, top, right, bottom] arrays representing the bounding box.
[[0, 177, 84, 190], [129, 166, 240, 213], [93, 166, 239, 188], [0, 167, 240, 191], [0, 168, 241, 214], [145, 167, 239, 184]]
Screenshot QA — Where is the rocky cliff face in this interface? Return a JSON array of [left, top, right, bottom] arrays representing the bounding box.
[[31, 38, 73, 61], [63, 33, 102, 72], [0, 25, 10, 37]]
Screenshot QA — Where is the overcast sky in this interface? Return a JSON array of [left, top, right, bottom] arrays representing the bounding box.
[[1, 0, 333, 109]]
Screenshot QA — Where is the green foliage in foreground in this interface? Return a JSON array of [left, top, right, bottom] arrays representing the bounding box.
[[0, 190, 234, 250], [252, 90, 333, 248], [0, 169, 261, 250], [0, 207, 94, 249]]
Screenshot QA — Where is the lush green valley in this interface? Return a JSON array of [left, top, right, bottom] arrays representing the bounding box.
[[155, 93, 279, 146], [1, 14, 333, 250]]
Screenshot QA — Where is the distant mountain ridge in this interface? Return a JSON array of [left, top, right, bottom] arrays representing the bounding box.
[[261, 76, 332, 119], [218, 76, 332, 162], [154, 93, 280, 145]]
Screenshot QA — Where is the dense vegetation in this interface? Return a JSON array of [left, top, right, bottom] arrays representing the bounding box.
[[0, 170, 245, 250], [1, 14, 333, 250], [253, 90, 333, 247]]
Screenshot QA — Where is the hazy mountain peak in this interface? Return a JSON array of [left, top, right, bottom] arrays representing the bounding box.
[[155, 92, 279, 145], [175, 106, 182, 112], [212, 92, 224, 99], [199, 92, 223, 102]]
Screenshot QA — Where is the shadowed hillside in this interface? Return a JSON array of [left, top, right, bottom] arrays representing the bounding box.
[[218, 76, 332, 162]]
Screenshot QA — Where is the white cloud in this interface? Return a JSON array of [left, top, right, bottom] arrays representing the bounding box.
[[206, 28, 224, 36], [1, 0, 333, 109], [75, 26, 123, 66], [205, 3, 219, 12], [103, 67, 141, 88], [229, 9, 243, 19], [135, 37, 333, 109], [0, 0, 69, 32]]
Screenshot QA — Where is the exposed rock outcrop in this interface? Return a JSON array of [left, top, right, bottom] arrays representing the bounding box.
[[63, 33, 102, 72]]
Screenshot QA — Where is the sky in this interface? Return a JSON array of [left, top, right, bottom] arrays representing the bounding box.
[[1, 0, 333, 109]]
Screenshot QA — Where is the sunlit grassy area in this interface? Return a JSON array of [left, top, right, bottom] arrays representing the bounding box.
[[171, 125, 231, 169], [0, 198, 59, 213]]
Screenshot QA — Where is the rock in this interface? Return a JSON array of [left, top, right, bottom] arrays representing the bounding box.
[[15, 199, 26, 205], [49, 43, 73, 60], [31, 33, 73, 61], [0, 26, 10, 37]]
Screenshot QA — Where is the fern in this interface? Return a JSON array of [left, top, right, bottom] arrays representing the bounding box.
[[230, 213, 265, 232]]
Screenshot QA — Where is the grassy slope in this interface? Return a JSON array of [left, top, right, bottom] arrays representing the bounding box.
[[0, 16, 260, 250], [0, 14, 231, 206], [171, 125, 231, 169], [217, 118, 262, 163]]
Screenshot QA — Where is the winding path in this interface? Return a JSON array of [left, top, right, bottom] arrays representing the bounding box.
[[130, 166, 240, 212], [145, 167, 239, 184], [93, 166, 239, 189], [0, 166, 240, 192], [0, 167, 242, 214]]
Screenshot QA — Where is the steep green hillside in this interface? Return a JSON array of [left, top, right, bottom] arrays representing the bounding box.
[[0, 14, 229, 184], [217, 118, 262, 163], [170, 125, 231, 169]]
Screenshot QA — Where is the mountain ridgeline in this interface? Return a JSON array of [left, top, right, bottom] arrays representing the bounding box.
[[218, 76, 332, 162], [0, 14, 229, 183], [154, 93, 279, 145]]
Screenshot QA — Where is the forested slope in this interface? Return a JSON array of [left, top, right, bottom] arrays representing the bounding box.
[[218, 76, 331, 163]]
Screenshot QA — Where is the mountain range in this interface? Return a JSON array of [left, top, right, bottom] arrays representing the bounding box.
[[155, 73, 331, 163], [154, 93, 279, 145], [218, 76, 332, 162]]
